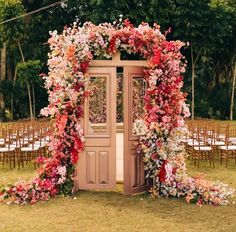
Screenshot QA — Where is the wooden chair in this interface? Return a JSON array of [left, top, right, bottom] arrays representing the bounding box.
[[19, 128, 40, 169], [193, 127, 214, 168], [218, 123, 230, 141], [208, 124, 226, 157], [0, 129, 16, 169], [185, 124, 205, 161], [219, 128, 236, 167], [0, 119, 51, 169]]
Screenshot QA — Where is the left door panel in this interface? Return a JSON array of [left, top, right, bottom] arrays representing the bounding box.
[[78, 67, 116, 190]]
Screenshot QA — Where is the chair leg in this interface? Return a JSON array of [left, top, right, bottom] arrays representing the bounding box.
[[209, 152, 212, 166], [13, 151, 16, 168], [22, 152, 26, 168], [17, 155, 21, 170], [9, 154, 12, 170], [212, 152, 215, 168], [2, 153, 5, 166]]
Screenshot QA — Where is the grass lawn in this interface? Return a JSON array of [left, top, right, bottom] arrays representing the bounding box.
[[0, 159, 236, 232]]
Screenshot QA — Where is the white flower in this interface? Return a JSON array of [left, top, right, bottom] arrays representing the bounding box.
[[57, 166, 66, 177], [133, 119, 148, 136]]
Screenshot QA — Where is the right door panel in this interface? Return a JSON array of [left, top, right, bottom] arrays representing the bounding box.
[[123, 66, 148, 195]]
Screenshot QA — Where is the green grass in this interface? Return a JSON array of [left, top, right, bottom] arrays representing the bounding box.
[[0, 159, 236, 232], [0, 164, 35, 183]]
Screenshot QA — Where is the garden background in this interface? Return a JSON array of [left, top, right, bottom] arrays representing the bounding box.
[[0, 0, 235, 121]]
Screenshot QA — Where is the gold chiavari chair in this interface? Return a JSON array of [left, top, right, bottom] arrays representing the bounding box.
[[193, 127, 214, 168], [0, 129, 16, 169], [19, 127, 41, 169], [0, 119, 51, 169], [219, 128, 236, 168]]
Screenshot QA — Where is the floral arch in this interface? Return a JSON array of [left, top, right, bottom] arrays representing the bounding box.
[[0, 20, 234, 205]]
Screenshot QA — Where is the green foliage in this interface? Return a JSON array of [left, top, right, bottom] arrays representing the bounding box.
[[0, 79, 13, 102], [0, 0, 27, 48], [16, 59, 41, 86], [15, 59, 43, 119], [0, 0, 234, 120], [169, 0, 236, 119], [59, 164, 75, 196], [64, 0, 236, 119]]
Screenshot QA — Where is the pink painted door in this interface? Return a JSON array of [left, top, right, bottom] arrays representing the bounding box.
[[123, 66, 148, 195], [78, 67, 116, 190]]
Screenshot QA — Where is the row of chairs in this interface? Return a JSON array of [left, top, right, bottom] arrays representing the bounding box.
[[183, 121, 236, 168], [0, 120, 51, 169]]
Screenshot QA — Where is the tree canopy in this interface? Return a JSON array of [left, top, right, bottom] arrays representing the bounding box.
[[0, 0, 235, 120]]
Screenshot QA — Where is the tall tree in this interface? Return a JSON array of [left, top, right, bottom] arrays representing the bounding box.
[[0, 43, 7, 121], [0, 0, 234, 120], [0, 0, 26, 120], [16, 60, 41, 120], [171, 0, 235, 119]]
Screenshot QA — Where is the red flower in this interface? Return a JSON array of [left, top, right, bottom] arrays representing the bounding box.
[[151, 153, 158, 160], [74, 82, 84, 92], [159, 160, 168, 183], [70, 147, 79, 165], [108, 35, 117, 53], [76, 106, 84, 118], [36, 156, 47, 165], [123, 19, 133, 27], [80, 62, 89, 73], [65, 103, 73, 112], [150, 47, 161, 66], [74, 135, 84, 151], [172, 167, 177, 175], [83, 91, 89, 98]]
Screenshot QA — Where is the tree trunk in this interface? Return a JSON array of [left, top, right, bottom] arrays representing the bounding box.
[[0, 42, 7, 121], [27, 82, 34, 121], [1, 42, 6, 79], [10, 67, 18, 121], [18, 40, 34, 121], [190, 44, 195, 120], [18, 40, 25, 63], [31, 81, 35, 118], [230, 63, 236, 120], [10, 93, 13, 121], [190, 43, 201, 120]]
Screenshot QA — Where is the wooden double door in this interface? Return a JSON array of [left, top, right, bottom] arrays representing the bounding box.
[[78, 66, 147, 194]]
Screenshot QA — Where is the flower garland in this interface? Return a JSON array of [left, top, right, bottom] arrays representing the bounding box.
[[0, 19, 234, 205], [134, 123, 234, 205]]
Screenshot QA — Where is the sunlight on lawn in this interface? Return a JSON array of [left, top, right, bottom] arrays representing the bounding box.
[[0, 158, 236, 232], [0, 164, 35, 184]]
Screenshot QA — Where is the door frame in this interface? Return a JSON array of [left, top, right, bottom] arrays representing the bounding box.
[[79, 52, 148, 194]]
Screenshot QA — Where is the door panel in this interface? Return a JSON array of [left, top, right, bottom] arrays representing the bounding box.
[[124, 67, 148, 195], [78, 67, 116, 190]]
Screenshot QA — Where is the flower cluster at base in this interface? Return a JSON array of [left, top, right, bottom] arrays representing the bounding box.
[[134, 121, 235, 206], [0, 158, 74, 205]]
